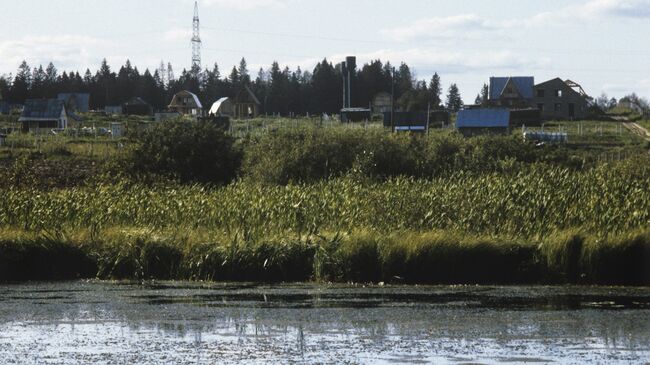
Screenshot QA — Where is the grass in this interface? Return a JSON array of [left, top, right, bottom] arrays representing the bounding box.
[[0, 227, 648, 285]]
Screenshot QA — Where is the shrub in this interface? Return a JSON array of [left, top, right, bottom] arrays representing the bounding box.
[[128, 119, 242, 185]]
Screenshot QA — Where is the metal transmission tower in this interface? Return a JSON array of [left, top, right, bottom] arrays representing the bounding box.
[[191, 1, 202, 73]]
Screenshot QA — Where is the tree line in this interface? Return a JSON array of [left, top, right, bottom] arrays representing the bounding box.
[[0, 58, 465, 114]]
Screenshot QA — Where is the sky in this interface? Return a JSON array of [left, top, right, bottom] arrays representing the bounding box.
[[0, 0, 648, 100]]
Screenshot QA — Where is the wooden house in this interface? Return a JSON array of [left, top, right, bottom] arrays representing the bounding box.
[[168, 90, 203, 115], [19, 99, 68, 133], [233, 85, 261, 119], [488, 77, 534, 108]]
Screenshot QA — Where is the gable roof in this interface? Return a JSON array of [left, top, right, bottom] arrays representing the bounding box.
[[124, 97, 151, 106], [19, 99, 66, 121], [57, 93, 90, 112], [490, 77, 534, 100], [456, 108, 510, 128]]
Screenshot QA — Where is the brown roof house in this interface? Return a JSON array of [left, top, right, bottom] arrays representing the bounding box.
[[533, 78, 590, 120], [168, 90, 203, 116], [19, 99, 68, 133]]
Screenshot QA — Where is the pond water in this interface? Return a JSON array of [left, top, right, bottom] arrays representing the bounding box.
[[0, 282, 648, 364]]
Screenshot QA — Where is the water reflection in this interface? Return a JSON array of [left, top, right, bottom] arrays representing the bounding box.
[[0, 282, 648, 364]]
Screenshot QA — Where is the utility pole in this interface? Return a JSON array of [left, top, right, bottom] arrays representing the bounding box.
[[391, 67, 395, 132], [191, 1, 202, 74]]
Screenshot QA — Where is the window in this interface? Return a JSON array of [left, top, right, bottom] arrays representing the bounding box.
[[554, 103, 562, 112], [556, 90, 563, 98], [537, 104, 544, 111], [537, 89, 545, 98]]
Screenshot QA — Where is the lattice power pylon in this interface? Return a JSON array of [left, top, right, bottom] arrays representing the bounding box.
[[191, 1, 202, 73]]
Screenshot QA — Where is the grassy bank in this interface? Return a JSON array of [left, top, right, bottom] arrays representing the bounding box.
[[1, 228, 648, 285]]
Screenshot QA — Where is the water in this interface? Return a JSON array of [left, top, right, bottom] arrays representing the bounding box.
[[0, 281, 649, 364]]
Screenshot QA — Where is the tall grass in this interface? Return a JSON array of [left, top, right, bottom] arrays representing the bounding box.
[[0, 228, 647, 284]]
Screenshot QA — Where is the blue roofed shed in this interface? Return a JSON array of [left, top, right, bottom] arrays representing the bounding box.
[[456, 108, 511, 137]]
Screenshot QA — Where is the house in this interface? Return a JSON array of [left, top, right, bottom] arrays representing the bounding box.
[[19, 99, 68, 132], [123, 97, 153, 116], [168, 90, 203, 115], [0, 101, 10, 115], [488, 77, 534, 108], [105, 106, 123, 115], [57, 93, 90, 113], [533, 78, 589, 120], [209, 97, 233, 117], [456, 108, 510, 137], [372, 92, 392, 114], [233, 85, 261, 119]]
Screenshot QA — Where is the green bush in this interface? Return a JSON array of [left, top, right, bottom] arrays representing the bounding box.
[[128, 119, 242, 185]]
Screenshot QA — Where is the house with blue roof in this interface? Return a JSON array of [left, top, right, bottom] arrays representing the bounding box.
[[488, 77, 534, 109], [456, 108, 511, 137]]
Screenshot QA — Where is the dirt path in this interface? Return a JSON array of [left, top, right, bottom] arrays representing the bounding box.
[[623, 122, 650, 142]]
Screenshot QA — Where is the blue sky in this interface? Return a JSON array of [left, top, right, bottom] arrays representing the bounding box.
[[1, 0, 648, 100]]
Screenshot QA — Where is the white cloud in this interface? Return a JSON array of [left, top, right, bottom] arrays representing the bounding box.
[[383, 0, 650, 43], [382, 14, 499, 42], [0, 35, 101, 74], [582, 0, 650, 18]]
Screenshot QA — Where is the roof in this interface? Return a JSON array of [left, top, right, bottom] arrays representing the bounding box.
[[209, 97, 231, 115], [57, 93, 90, 112], [456, 108, 510, 128], [124, 97, 151, 106], [490, 77, 534, 100], [341, 108, 371, 112], [19, 99, 66, 121], [169, 90, 203, 109]]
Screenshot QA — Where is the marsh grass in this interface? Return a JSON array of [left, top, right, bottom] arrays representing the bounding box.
[[1, 227, 647, 285]]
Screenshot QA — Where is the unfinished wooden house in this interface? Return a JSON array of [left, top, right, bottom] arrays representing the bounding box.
[[533, 78, 589, 120], [168, 90, 203, 115], [233, 85, 261, 119], [488, 77, 534, 108], [19, 99, 68, 133]]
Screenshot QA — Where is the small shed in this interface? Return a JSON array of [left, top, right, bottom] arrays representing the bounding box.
[[341, 108, 371, 123], [57, 93, 90, 113], [0, 101, 11, 115], [168, 90, 203, 115], [123, 97, 153, 116], [105, 106, 123, 115], [234, 86, 261, 119], [19, 99, 68, 133], [456, 108, 510, 137], [110, 122, 124, 138], [209, 97, 233, 116]]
